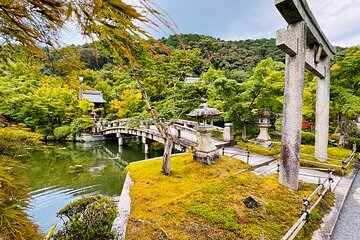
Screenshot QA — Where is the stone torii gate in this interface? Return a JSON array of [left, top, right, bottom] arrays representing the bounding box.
[[275, 0, 336, 190]]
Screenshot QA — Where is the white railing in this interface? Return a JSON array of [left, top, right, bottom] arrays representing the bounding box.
[[101, 118, 233, 143]]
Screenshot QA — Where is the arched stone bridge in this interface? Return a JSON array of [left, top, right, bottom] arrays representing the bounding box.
[[100, 119, 234, 153]]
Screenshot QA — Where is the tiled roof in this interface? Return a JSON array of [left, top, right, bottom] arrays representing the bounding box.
[[80, 90, 106, 104]]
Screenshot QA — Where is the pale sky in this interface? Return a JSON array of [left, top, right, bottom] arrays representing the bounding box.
[[60, 0, 360, 47]]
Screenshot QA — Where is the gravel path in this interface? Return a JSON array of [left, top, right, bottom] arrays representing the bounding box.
[[331, 171, 360, 240]]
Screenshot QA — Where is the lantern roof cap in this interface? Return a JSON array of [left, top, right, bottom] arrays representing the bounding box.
[[256, 109, 271, 118], [187, 99, 222, 118]]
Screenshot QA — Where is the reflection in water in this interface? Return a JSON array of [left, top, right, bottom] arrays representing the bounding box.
[[24, 140, 162, 233]]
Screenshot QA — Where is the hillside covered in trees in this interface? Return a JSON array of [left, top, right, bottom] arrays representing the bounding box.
[[0, 34, 357, 139]]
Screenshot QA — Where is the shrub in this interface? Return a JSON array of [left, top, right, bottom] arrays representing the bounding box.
[[70, 116, 94, 136], [301, 132, 315, 145], [329, 135, 340, 147], [53, 126, 71, 140], [347, 138, 360, 151], [211, 131, 223, 140], [54, 195, 117, 240], [0, 127, 41, 156]]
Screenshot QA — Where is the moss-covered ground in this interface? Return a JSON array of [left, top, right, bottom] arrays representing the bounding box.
[[125, 154, 334, 240], [237, 141, 356, 175]]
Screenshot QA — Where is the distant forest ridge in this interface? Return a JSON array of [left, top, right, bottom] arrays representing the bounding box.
[[68, 33, 346, 74]]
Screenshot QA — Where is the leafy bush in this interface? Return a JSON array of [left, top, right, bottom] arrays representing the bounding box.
[[54, 195, 117, 240], [70, 116, 94, 136], [328, 135, 340, 147], [0, 127, 41, 156], [301, 132, 315, 145], [347, 138, 360, 151], [53, 126, 71, 140], [211, 130, 223, 140]]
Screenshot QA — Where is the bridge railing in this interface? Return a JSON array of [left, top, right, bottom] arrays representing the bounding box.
[[102, 118, 234, 143], [174, 119, 224, 133], [174, 119, 234, 142]]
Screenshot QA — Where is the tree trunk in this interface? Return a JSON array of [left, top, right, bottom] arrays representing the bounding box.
[[162, 138, 173, 175]]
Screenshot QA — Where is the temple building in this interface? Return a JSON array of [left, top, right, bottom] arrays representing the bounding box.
[[79, 90, 106, 108]]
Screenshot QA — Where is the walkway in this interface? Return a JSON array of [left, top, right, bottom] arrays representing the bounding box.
[[331, 170, 360, 240], [223, 145, 276, 168]]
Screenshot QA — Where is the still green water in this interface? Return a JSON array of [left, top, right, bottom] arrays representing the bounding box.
[[23, 140, 162, 233]]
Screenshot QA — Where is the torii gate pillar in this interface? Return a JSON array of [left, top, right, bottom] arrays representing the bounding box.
[[275, 0, 336, 190]]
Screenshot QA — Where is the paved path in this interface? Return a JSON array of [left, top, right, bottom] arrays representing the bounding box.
[[254, 160, 342, 189], [223, 145, 276, 167], [331, 170, 360, 240]]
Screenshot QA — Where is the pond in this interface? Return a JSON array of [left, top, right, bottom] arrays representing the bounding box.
[[23, 140, 163, 234]]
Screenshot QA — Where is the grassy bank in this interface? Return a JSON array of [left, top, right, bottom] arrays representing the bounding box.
[[237, 141, 355, 175], [125, 154, 333, 240]]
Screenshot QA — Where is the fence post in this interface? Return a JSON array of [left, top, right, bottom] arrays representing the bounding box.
[[223, 123, 233, 142], [341, 158, 346, 176], [328, 172, 333, 191]]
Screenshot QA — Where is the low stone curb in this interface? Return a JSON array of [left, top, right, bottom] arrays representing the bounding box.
[[111, 153, 188, 240], [312, 162, 360, 240], [112, 172, 133, 240]]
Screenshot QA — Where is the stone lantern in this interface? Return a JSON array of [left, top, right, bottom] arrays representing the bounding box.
[[255, 110, 272, 147], [187, 99, 222, 165]]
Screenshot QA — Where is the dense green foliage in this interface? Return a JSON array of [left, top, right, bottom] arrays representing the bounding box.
[[301, 131, 316, 145], [53, 126, 71, 140], [159, 34, 285, 73], [54, 195, 117, 240], [330, 47, 360, 142], [1, 36, 359, 144], [347, 138, 360, 151]]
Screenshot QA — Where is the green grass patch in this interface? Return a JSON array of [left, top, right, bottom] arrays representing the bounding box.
[[237, 141, 281, 157], [125, 154, 333, 240], [299, 146, 355, 175]]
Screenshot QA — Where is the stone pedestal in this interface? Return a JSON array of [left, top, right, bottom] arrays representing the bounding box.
[[193, 126, 220, 165], [256, 124, 272, 147]]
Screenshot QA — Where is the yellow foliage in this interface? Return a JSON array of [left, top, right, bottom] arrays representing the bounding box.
[[110, 89, 143, 118]]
